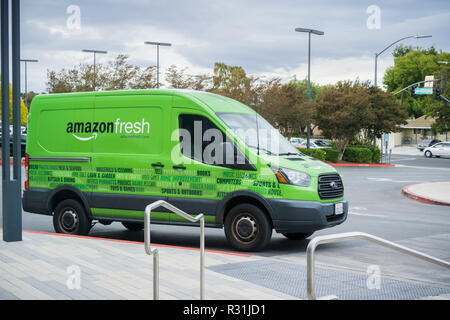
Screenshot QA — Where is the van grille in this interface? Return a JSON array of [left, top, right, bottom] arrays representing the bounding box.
[[318, 174, 344, 200]]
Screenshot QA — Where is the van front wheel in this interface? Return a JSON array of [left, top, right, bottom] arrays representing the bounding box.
[[224, 204, 272, 252], [53, 199, 91, 236]]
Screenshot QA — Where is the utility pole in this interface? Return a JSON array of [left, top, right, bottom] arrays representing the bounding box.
[[144, 41, 172, 88], [82, 49, 107, 91], [295, 28, 324, 149]]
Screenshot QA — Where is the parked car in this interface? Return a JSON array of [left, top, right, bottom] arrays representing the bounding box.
[[297, 140, 328, 149], [417, 139, 441, 151], [290, 137, 305, 148], [424, 142, 450, 158], [311, 139, 332, 148]]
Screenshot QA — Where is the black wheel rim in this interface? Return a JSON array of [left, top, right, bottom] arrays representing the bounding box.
[[59, 207, 79, 233], [231, 213, 258, 245]]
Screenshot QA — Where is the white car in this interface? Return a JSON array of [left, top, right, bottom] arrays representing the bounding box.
[[424, 142, 450, 158], [298, 140, 328, 149], [290, 137, 305, 148]]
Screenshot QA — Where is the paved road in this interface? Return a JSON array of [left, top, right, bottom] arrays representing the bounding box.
[[2, 156, 450, 289]]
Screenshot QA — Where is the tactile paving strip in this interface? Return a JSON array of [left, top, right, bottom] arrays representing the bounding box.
[[208, 260, 449, 300]]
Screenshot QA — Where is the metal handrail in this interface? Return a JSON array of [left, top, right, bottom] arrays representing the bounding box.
[[306, 232, 450, 300], [144, 200, 205, 300]]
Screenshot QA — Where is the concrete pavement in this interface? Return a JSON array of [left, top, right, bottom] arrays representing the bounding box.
[[402, 182, 450, 206], [0, 229, 448, 300]]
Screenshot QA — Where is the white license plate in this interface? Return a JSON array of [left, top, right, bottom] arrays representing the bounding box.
[[334, 202, 344, 215]]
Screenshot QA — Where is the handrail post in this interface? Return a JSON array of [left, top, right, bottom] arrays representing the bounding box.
[[306, 232, 450, 300], [144, 200, 206, 300], [144, 205, 159, 300]]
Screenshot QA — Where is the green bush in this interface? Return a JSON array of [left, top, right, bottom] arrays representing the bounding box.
[[324, 149, 339, 163], [349, 144, 381, 163], [343, 147, 372, 163], [298, 148, 326, 161], [371, 148, 381, 163]]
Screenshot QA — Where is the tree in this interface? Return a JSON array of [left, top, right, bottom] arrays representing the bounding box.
[[47, 54, 158, 93], [360, 85, 408, 144], [383, 46, 450, 118], [0, 77, 28, 125], [211, 62, 256, 106], [165, 65, 212, 90], [314, 81, 369, 160]]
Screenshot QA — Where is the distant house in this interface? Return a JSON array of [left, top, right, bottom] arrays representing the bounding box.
[[381, 115, 449, 149]]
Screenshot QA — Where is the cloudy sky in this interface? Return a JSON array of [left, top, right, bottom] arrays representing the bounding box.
[[16, 0, 450, 93]]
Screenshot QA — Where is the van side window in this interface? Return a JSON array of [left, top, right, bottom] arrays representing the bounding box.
[[178, 114, 252, 170], [178, 114, 225, 164]]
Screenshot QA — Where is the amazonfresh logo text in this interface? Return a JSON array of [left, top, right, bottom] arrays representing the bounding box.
[[66, 118, 150, 140]]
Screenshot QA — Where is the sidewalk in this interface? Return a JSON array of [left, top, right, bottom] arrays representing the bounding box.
[[1, 230, 449, 300], [402, 182, 450, 206], [390, 146, 423, 156]]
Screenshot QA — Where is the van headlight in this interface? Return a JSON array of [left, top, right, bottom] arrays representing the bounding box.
[[271, 167, 310, 187]]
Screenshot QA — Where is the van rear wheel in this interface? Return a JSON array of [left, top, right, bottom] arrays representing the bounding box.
[[224, 204, 272, 252], [122, 222, 144, 232], [282, 232, 313, 240], [53, 199, 91, 236]]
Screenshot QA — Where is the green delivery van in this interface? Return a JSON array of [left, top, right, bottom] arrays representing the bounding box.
[[22, 89, 348, 251]]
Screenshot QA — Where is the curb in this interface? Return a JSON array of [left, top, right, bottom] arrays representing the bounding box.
[[401, 183, 450, 207], [329, 163, 395, 167], [17, 229, 252, 258]]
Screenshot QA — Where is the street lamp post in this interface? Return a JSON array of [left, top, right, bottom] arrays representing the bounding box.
[[374, 35, 432, 87], [374, 34, 431, 157], [82, 49, 108, 91], [144, 41, 172, 88], [295, 28, 324, 150], [20, 59, 38, 108]]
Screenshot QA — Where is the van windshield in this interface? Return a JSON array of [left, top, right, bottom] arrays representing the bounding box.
[[217, 113, 301, 156]]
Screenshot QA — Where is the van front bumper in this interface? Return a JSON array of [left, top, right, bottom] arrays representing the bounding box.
[[269, 199, 348, 234]]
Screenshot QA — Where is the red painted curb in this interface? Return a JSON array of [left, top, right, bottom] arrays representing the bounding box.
[[329, 163, 395, 167], [401, 184, 450, 207], [18, 229, 252, 258]]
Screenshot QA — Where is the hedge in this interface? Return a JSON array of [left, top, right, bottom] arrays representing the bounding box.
[[350, 145, 381, 163], [324, 149, 339, 163], [298, 148, 326, 161], [343, 147, 373, 163]]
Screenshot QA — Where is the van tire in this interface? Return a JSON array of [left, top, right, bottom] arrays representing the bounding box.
[[224, 203, 272, 252], [122, 222, 144, 232], [282, 232, 313, 240], [53, 199, 91, 236]]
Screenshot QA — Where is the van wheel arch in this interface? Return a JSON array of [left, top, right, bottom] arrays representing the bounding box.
[[217, 191, 275, 228], [48, 186, 92, 219]]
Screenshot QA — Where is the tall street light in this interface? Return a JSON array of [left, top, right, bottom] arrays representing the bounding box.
[[20, 59, 38, 108], [374, 34, 432, 87], [144, 41, 172, 88], [82, 49, 108, 91], [295, 28, 324, 150]]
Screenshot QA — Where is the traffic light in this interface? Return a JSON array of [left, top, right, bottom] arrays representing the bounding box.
[[411, 85, 416, 98], [435, 87, 441, 100]]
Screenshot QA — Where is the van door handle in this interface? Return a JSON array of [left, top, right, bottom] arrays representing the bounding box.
[[152, 163, 165, 168], [173, 165, 187, 170]]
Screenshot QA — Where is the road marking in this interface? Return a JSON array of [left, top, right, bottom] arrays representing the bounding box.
[[348, 206, 386, 218], [395, 164, 450, 172], [367, 177, 417, 183]]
